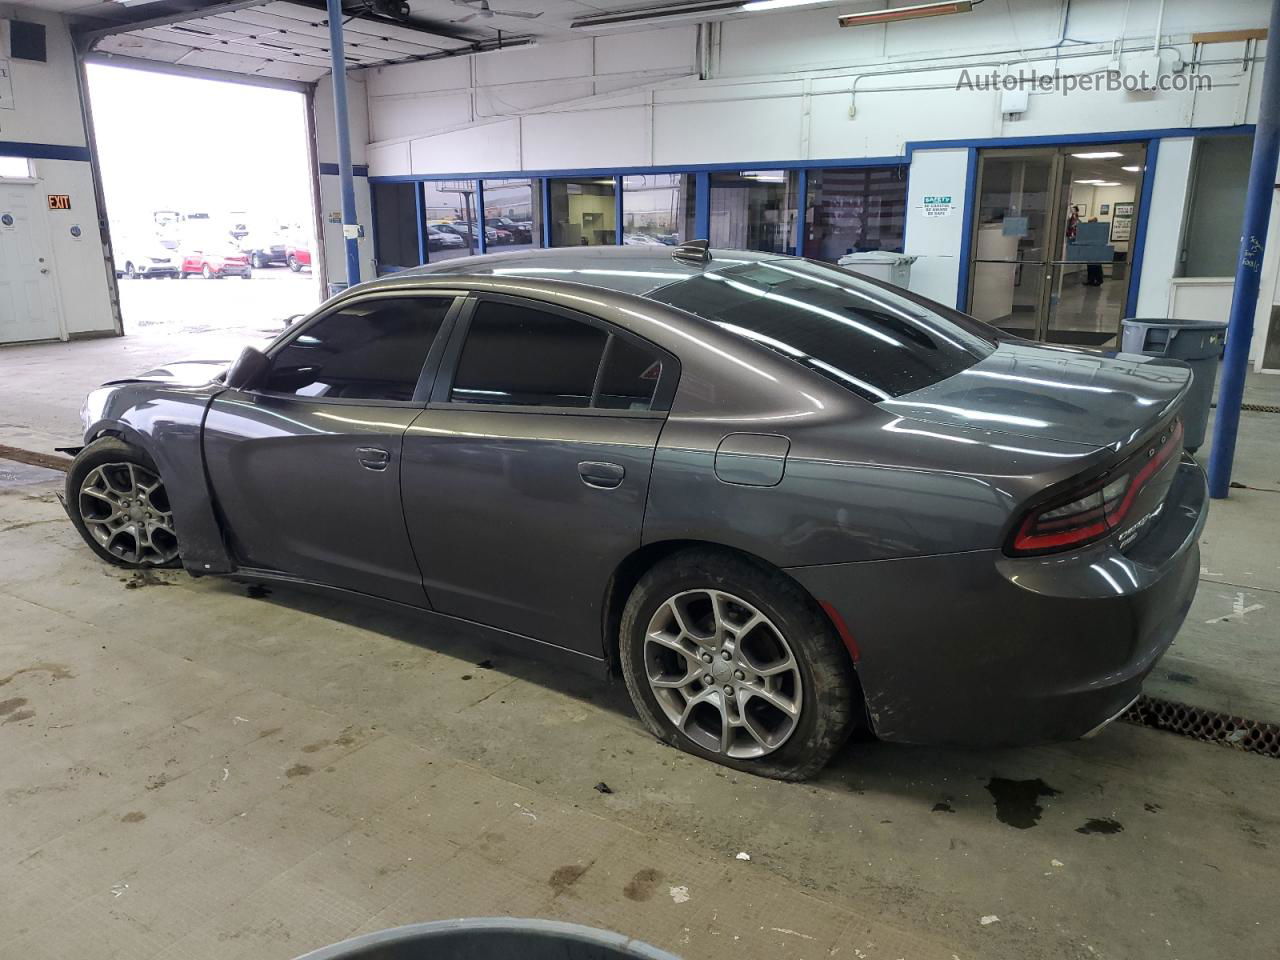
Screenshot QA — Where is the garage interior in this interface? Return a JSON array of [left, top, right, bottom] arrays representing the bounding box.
[[2, 1, 1280, 959]]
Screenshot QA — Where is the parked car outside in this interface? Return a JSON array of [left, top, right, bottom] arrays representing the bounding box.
[[239, 231, 289, 269], [431, 220, 498, 246], [428, 227, 466, 251], [486, 217, 530, 243], [286, 245, 312, 272], [64, 245, 1206, 781], [177, 243, 252, 279], [114, 241, 181, 279]]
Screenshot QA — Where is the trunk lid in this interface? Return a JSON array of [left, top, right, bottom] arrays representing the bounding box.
[[882, 342, 1192, 450]]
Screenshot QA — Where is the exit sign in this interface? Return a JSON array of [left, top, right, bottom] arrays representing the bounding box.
[[47, 194, 71, 210]]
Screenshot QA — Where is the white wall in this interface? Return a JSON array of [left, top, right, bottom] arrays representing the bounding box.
[[312, 0, 1273, 311], [314, 74, 376, 287], [0, 10, 116, 339], [903, 149, 970, 306], [1135, 138, 1195, 318]]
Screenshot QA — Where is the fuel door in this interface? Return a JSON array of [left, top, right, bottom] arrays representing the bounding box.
[[714, 433, 790, 487]]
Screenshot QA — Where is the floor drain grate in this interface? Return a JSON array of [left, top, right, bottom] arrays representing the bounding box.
[[1122, 695, 1280, 758]]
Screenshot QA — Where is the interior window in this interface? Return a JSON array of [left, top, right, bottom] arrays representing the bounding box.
[[451, 301, 609, 408], [263, 297, 452, 401]]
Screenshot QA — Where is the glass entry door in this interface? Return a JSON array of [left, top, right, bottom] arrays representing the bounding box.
[[967, 143, 1147, 347]]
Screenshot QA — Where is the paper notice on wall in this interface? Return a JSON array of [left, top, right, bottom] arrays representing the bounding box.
[[921, 195, 955, 218], [0, 60, 14, 111]]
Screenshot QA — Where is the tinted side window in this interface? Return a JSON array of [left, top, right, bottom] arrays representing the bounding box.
[[596, 336, 664, 410], [263, 297, 451, 401], [451, 301, 608, 408]]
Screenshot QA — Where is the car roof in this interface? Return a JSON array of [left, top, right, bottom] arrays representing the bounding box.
[[393, 246, 784, 296]]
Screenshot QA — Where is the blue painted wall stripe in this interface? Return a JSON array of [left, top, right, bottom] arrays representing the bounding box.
[[0, 141, 91, 162], [1126, 139, 1160, 316], [956, 147, 980, 310], [318, 163, 370, 177]]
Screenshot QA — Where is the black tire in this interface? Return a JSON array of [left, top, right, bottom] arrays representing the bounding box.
[[251, 252, 266, 269], [202, 263, 216, 280], [124, 262, 136, 279], [288, 255, 302, 272], [619, 548, 859, 781], [65, 437, 181, 569]]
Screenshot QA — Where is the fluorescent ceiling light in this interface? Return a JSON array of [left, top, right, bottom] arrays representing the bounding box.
[[839, 1, 974, 28], [1122, 165, 1142, 172], [1075, 179, 1121, 186], [742, 0, 829, 9], [1071, 151, 1125, 159]]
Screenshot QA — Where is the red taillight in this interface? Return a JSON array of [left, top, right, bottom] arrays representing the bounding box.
[[1010, 418, 1183, 555]]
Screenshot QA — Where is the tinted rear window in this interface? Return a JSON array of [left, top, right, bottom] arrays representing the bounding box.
[[647, 260, 997, 402]]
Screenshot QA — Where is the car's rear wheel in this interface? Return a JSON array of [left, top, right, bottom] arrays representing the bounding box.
[[124, 261, 136, 278], [619, 548, 858, 781], [251, 252, 266, 269], [66, 438, 181, 569], [202, 263, 216, 280], [288, 255, 302, 272]]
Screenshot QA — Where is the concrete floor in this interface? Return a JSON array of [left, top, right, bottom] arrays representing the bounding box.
[[2, 464, 1278, 960], [1, 295, 1279, 959]]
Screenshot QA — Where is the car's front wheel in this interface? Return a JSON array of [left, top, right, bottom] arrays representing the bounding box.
[[66, 438, 181, 569], [202, 263, 216, 280], [288, 255, 302, 272], [619, 548, 859, 781]]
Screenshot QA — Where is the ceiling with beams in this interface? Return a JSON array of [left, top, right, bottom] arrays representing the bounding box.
[[9, 0, 711, 85]]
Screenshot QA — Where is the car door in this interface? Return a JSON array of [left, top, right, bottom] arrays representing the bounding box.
[[203, 292, 461, 605], [401, 293, 679, 656]]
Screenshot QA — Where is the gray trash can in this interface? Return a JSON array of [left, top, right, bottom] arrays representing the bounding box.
[[1120, 317, 1228, 452], [836, 251, 917, 289], [294, 919, 683, 960]]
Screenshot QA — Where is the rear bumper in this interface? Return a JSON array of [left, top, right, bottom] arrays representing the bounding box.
[[787, 460, 1208, 747]]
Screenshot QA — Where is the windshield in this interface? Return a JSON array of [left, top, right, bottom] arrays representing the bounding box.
[[647, 259, 999, 402]]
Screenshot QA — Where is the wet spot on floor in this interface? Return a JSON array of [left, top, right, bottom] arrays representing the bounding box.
[[461, 674, 473, 681], [623, 867, 663, 901], [334, 728, 357, 747], [549, 863, 590, 893], [285, 763, 313, 778], [2, 709, 35, 725], [257, 727, 283, 740], [1076, 817, 1124, 835], [1144, 802, 1162, 813], [1165, 671, 1197, 685], [301, 741, 328, 754], [145, 773, 169, 791], [932, 800, 955, 814], [986, 777, 1061, 829], [0, 663, 74, 687], [0, 697, 29, 716], [246, 584, 271, 599], [121, 811, 146, 823]]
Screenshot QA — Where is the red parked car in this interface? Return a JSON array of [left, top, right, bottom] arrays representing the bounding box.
[[177, 243, 252, 280], [286, 245, 311, 272]]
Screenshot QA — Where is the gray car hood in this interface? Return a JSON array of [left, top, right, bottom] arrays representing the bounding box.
[[882, 342, 1192, 450], [103, 359, 230, 388]]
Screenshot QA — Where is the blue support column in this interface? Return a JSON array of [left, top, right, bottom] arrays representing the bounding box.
[[541, 178, 553, 248], [694, 171, 710, 240], [794, 169, 808, 257], [476, 180, 487, 255], [414, 181, 428, 265], [326, 0, 360, 286], [1209, 0, 1280, 499], [615, 175, 625, 245]]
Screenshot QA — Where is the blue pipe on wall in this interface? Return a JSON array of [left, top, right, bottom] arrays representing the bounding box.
[[1208, 0, 1280, 498], [326, 0, 361, 287]]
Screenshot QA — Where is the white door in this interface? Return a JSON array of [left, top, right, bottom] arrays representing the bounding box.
[[0, 184, 63, 343]]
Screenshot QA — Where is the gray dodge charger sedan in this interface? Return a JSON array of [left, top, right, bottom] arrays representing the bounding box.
[[67, 244, 1206, 780]]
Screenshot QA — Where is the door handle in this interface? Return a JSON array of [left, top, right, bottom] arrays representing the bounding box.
[[356, 446, 391, 471], [578, 461, 625, 489]]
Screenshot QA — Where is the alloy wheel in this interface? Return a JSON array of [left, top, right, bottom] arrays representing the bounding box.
[[644, 590, 803, 759], [78, 462, 179, 565]]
